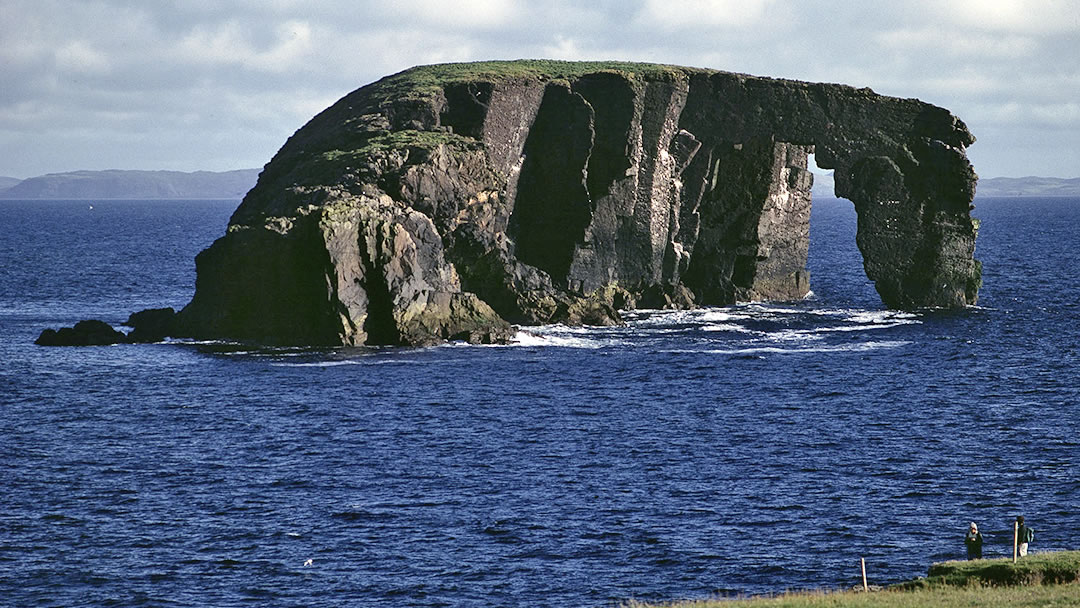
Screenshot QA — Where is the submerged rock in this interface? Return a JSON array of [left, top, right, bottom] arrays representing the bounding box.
[[172, 60, 981, 347]]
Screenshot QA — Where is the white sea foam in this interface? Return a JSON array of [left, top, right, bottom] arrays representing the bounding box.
[[769, 329, 826, 342], [510, 330, 561, 347], [697, 309, 753, 323], [510, 326, 627, 349], [814, 322, 911, 333], [843, 309, 918, 324], [253, 303, 919, 356], [269, 358, 414, 368], [270, 360, 362, 368], [743, 303, 805, 315], [624, 309, 707, 325], [701, 323, 755, 333], [624, 307, 760, 330], [667, 339, 912, 356]]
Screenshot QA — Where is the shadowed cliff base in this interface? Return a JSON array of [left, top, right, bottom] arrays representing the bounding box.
[[169, 60, 980, 346]]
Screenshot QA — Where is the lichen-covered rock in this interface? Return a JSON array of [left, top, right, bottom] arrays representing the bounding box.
[[174, 60, 980, 346], [175, 189, 510, 346]]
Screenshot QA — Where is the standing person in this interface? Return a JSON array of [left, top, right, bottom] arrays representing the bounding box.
[[964, 522, 984, 560], [1017, 516, 1034, 557]]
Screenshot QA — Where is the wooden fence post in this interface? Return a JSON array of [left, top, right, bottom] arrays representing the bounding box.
[[1013, 520, 1019, 563]]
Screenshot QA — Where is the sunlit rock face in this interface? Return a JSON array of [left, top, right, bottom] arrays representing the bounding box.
[[175, 61, 980, 346]]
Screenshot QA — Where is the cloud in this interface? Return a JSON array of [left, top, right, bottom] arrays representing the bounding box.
[[918, 0, 1080, 34], [970, 101, 1080, 129], [54, 40, 112, 74], [635, 0, 775, 29], [177, 19, 314, 72], [368, 0, 524, 29], [0, 0, 1078, 178], [875, 28, 1038, 59]]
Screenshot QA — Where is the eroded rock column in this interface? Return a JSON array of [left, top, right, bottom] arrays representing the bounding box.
[[682, 137, 812, 304], [747, 142, 813, 301], [844, 138, 980, 308]]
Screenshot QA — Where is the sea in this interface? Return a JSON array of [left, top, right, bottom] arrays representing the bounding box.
[[1, 196, 1077, 607]]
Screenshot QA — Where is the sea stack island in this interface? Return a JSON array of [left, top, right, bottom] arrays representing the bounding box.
[[50, 61, 984, 347]]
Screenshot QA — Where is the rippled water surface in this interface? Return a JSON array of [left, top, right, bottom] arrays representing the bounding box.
[[2, 197, 1078, 607]]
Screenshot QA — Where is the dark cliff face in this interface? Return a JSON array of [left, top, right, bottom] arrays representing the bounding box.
[[175, 60, 980, 346]]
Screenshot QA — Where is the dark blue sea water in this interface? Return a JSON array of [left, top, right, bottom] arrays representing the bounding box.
[[2, 197, 1077, 607]]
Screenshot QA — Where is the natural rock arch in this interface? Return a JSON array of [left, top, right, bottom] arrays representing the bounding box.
[[174, 61, 980, 346]]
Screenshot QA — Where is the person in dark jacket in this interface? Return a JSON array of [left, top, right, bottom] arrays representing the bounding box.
[[964, 522, 984, 560]]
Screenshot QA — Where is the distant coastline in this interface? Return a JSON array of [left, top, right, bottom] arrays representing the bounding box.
[[973, 176, 1080, 198], [3, 168, 1077, 200], [810, 173, 1080, 199], [0, 169, 260, 200]]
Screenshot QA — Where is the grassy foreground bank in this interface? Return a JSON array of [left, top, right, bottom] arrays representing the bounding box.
[[630, 551, 1080, 608]]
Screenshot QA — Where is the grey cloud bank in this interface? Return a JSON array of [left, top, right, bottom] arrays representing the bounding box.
[[1, 0, 1078, 179]]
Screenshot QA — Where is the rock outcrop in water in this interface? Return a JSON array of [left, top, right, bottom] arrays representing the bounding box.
[[35, 320, 128, 346], [34, 308, 177, 346], [173, 60, 981, 346]]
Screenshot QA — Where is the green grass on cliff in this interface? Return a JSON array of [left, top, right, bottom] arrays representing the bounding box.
[[629, 551, 1080, 608], [296, 60, 756, 186], [915, 551, 1080, 587], [371, 59, 695, 99], [320, 129, 482, 162], [628, 585, 1080, 608], [294, 130, 485, 188], [329, 60, 699, 160]]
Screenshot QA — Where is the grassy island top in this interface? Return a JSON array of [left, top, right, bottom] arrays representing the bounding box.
[[303, 61, 738, 183], [379, 59, 689, 87], [631, 551, 1080, 608], [346, 59, 883, 121], [364, 59, 783, 102]]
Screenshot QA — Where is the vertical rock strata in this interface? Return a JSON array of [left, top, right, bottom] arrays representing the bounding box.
[[175, 61, 980, 346]]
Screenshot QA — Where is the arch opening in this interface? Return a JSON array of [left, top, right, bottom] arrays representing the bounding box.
[[806, 151, 879, 307]]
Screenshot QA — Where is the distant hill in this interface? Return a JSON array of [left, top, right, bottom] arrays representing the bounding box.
[[0, 176, 22, 191], [975, 176, 1080, 197], [0, 169, 260, 199]]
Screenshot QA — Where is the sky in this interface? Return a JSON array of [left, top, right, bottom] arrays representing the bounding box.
[[1, 0, 1078, 179]]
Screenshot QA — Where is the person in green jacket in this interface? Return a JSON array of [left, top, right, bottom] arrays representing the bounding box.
[[1017, 515, 1034, 557]]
